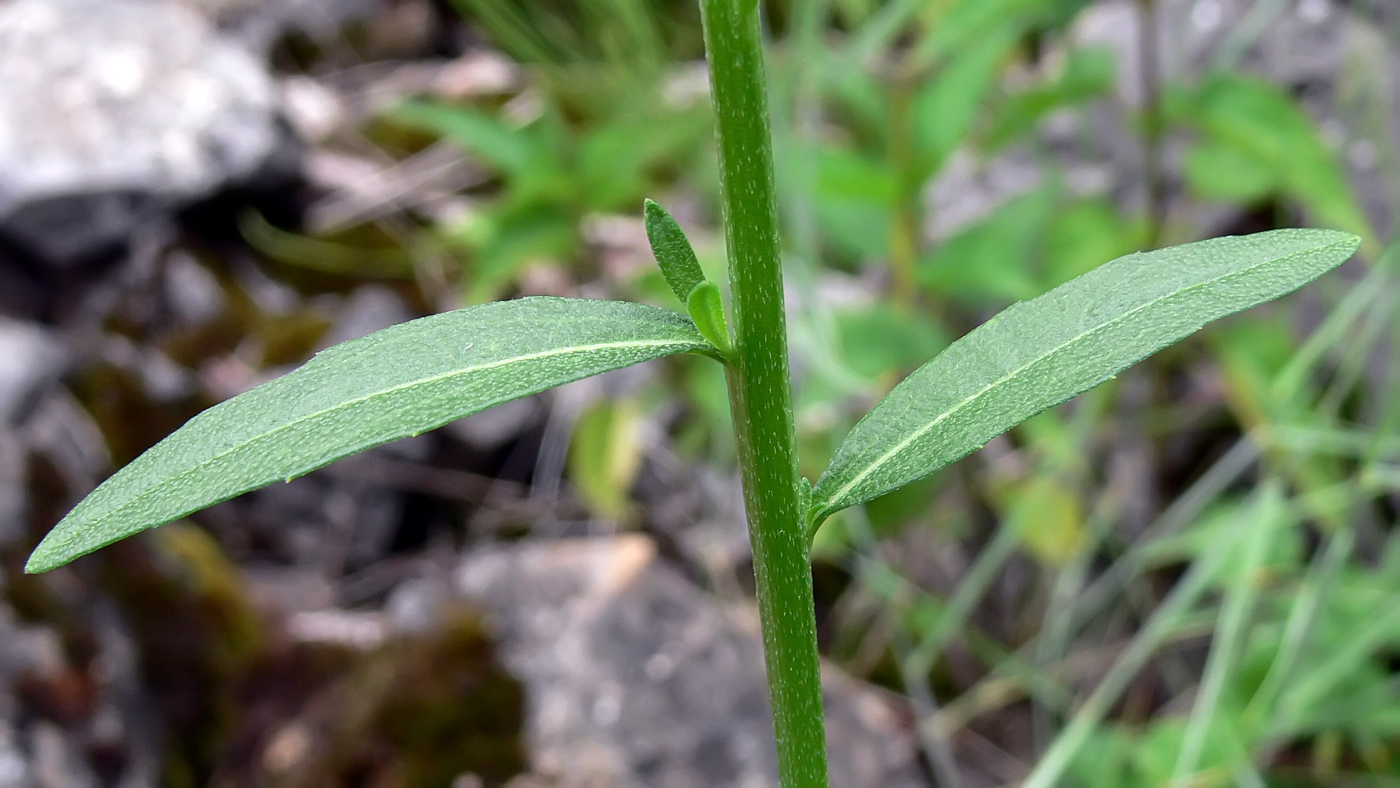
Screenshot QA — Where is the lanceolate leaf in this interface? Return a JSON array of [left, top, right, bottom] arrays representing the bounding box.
[[28, 298, 711, 573], [644, 199, 707, 303], [811, 229, 1359, 525]]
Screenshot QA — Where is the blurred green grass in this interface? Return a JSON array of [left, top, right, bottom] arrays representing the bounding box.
[[250, 0, 1400, 783]]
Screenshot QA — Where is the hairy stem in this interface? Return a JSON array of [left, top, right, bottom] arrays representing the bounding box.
[[698, 1, 830, 786]]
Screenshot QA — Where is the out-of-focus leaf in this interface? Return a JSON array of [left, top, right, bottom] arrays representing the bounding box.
[[1065, 729, 1135, 788], [816, 146, 899, 205], [578, 123, 655, 209], [1170, 74, 1372, 241], [390, 100, 543, 181], [862, 475, 942, 533], [578, 114, 706, 209], [824, 66, 891, 147], [814, 145, 898, 259], [238, 212, 417, 279], [1004, 476, 1085, 565], [812, 229, 1359, 522], [835, 304, 947, 381], [1042, 198, 1146, 287], [917, 0, 1041, 62], [464, 207, 578, 303], [28, 298, 712, 572], [1183, 140, 1278, 204], [918, 188, 1053, 303], [912, 28, 1017, 176], [985, 47, 1116, 150], [676, 357, 734, 464], [568, 397, 645, 520], [1212, 313, 1300, 428]]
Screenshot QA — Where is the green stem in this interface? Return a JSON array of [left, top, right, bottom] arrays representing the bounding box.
[[1136, 0, 1165, 248], [698, 2, 830, 787], [889, 68, 920, 311]]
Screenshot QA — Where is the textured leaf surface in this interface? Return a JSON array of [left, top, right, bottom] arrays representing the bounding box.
[[686, 281, 732, 353], [812, 229, 1359, 522], [644, 199, 707, 303], [29, 298, 709, 572]]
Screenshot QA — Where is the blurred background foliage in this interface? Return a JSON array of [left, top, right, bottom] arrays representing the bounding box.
[[22, 0, 1400, 783]]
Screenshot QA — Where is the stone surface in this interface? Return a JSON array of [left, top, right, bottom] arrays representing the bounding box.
[[0, 0, 291, 264], [456, 536, 928, 788], [0, 434, 25, 548], [0, 321, 67, 426], [177, 0, 382, 53], [0, 605, 162, 788]]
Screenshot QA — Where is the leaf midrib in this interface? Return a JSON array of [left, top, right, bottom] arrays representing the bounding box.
[[816, 242, 1340, 514], [75, 336, 701, 525]]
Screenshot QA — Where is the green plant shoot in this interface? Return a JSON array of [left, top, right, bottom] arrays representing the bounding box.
[[23, 1, 1362, 787]]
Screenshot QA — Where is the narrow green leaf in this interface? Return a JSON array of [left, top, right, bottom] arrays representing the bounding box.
[[811, 229, 1360, 523], [644, 199, 707, 303], [911, 26, 1016, 176], [686, 281, 732, 354], [390, 99, 540, 179], [28, 298, 709, 573], [1169, 75, 1373, 244]]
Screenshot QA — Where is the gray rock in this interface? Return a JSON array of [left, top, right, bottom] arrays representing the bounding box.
[[177, 0, 382, 54], [1072, 0, 1347, 103], [163, 252, 227, 325], [0, 321, 67, 426], [0, 598, 163, 788], [0, 435, 25, 548], [29, 722, 100, 788], [21, 390, 111, 496], [0, 723, 26, 788], [447, 396, 542, 451], [0, 0, 292, 264], [456, 536, 928, 788], [316, 285, 413, 349]]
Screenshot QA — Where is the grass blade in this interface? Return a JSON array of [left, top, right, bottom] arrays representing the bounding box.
[[1171, 479, 1285, 784], [28, 297, 710, 573], [812, 229, 1359, 522]]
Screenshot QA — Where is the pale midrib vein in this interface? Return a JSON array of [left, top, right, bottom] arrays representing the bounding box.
[[818, 247, 1333, 512], [78, 336, 701, 524]]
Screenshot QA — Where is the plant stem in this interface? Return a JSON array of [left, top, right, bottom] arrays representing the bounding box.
[[698, 2, 830, 787], [1136, 0, 1165, 247], [889, 67, 920, 311]]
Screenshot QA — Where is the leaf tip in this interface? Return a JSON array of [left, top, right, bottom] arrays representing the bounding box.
[[642, 198, 668, 233], [645, 200, 707, 304], [24, 539, 61, 575], [1296, 227, 1361, 256]]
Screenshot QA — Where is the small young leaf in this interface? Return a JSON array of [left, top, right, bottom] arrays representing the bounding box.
[[811, 229, 1359, 523], [28, 298, 709, 573], [644, 199, 707, 303], [686, 281, 732, 354], [796, 476, 813, 528]]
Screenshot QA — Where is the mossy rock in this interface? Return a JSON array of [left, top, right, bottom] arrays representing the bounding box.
[[261, 604, 526, 788], [99, 525, 269, 788]]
